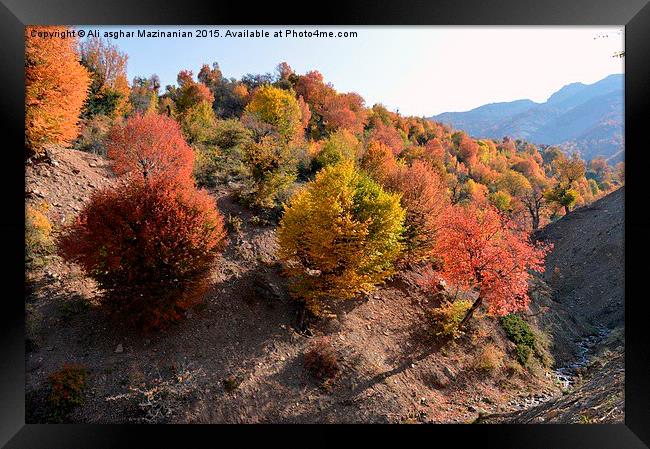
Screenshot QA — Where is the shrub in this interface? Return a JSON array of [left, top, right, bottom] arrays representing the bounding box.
[[47, 363, 88, 416], [225, 213, 243, 234], [500, 314, 536, 365], [105, 363, 204, 423], [515, 344, 533, 365], [193, 145, 220, 188], [240, 135, 297, 209], [430, 299, 473, 338], [473, 344, 504, 373], [58, 178, 226, 329], [304, 337, 340, 382], [26, 202, 53, 267], [75, 114, 114, 155], [213, 119, 252, 151], [107, 113, 194, 186], [278, 161, 405, 316]]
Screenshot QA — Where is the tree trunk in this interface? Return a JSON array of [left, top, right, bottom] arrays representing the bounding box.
[[532, 213, 539, 231], [459, 296, 483, 329], [564, 205, 570, 216]]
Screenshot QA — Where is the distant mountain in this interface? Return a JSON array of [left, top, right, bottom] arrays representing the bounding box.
[[430, 74, 624, 163]]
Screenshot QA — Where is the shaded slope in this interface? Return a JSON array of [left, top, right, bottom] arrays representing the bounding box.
[[532, 187, 624, 365]]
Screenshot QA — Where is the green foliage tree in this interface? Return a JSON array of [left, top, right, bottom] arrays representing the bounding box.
[[240, 135, 297, 209], [180, 100, 217, 144], [311, 129, 361, 172]]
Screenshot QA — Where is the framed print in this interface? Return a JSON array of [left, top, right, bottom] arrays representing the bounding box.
[[1, 0, 649, 447]]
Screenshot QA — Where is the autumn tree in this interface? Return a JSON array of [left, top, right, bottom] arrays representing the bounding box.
[[245, 85, 306, 145], [277, 161, 405, 316], [360, 139, 399, 185], [171, 70, 215, 116], [615, 161, 625, 184], [368, 120, 405, 156], [25, 26, 91, 156], [312, 128, 361, 171], [457, 134, 479, 169], [107, 113, 194, 185], [79, 36, 131, 118], [431, 203, 549, 328], [198, 62, 250, 118], [546, 153, 586, 215], [58, 178, 226, 329], [521, 175, 550, 230], [294, 70, 336, 138], [321, 92, 368, 135], [180, 100, 217, 144], [240, 135, 297, 208], [388, 160, 448, 263], [130, 75, 160, 115]]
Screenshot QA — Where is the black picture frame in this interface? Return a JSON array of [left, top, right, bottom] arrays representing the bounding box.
[[2, 0, 648, 447]]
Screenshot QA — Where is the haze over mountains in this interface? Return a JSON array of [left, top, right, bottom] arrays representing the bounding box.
[[430, 74, 624, 164]]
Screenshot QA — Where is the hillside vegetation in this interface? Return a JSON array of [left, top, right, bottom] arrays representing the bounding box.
[[24, 26, 624, 424]]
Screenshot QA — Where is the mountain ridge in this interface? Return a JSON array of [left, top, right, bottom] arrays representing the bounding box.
[[430, 74, 624, 163]]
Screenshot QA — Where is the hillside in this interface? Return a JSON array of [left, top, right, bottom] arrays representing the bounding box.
[[26, 147, 568, 424], [533, 187, 624, 365], [477, 187, 625, 424], [430, 74, 624, 163]]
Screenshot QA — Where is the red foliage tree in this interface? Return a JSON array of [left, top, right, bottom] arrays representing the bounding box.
[[58, 178, 226, 329], [107, 113, 194, 185], [295, 71, 368, 137], [432, 203, 550, 327]]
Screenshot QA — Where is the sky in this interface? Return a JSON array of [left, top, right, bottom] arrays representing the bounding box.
[[83, 26, 624, 117]]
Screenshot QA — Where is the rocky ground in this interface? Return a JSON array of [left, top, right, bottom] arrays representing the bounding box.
[[479, 329, 624, 424], [24, 146, 623, 424]]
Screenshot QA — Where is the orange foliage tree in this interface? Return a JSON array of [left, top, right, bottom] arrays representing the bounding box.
[[173, 70, 215, 115], [58, 178, 226, 329], [432, 203, 550, 328], [25, 26, 91, 155], [107, 113, 194, 185], [388, 161, 448, 263], [369, 121, 404, 156], [360, 139, 398, 185]]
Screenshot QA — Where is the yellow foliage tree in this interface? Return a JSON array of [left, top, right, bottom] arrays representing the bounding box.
[[277, 161, 405, 316], [245, 85, 304, 143]]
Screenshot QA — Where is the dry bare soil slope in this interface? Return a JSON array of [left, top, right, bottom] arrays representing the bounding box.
[[533, 187, 624, 365], [481, 187, 625, 424], [25, 147, 623, 424]]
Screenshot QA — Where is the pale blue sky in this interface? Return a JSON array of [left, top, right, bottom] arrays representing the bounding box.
[[81, 26, 624, 116]]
